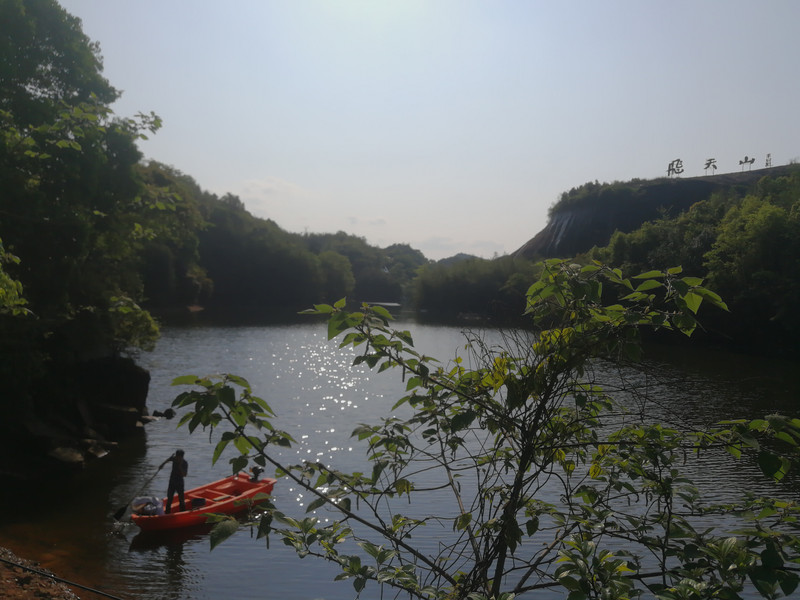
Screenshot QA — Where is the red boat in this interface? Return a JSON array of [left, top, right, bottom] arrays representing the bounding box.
[[131, 472, 276, 532]]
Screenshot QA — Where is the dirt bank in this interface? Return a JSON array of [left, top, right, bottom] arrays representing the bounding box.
[[0, 546, 80, 599]]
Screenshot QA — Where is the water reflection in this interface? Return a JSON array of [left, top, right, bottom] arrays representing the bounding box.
[[125, 528, 199, 599], [128, 524, 213, 552]]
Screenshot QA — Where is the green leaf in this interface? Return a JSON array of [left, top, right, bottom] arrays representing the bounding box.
[[634, 279, 662, 292], [233, 435, 252, 454], [693, 286, 729, 311], [306, 496, 328, 513], [758, 451, 789, 481], [780, 574, 800, 596], [371, 304, 393, 321], [209, 517, 239, 550], [230, 455, 249, 473], [359, 541, 381, 560], [212, 438, 231, 464], [775, 431, 797, 446], [559, 576, 583, 592], [681, 276, 704, 287], [633, 270, 664, 279], [451, 410, 476, 431], [671, 314, 697, 336], [231, 404, 249, 427], [682, 291, 703, 314], [761, 541, 783, 569], [525, 516, 540, 535], [217, 385, 236, 408], [454, 512, 472, 531], [394, 479, 411, 496], [226, 374, 251, 389]]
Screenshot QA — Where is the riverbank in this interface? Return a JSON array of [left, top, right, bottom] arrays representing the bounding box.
[[0, 546, 80, 599]]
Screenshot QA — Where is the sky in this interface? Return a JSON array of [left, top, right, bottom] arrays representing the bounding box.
[[58, 0, 800, 261]]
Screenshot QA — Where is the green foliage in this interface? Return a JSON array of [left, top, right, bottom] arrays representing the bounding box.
[[0, 1, 171, 430], [549, 179, 645, 216], [414, 255, 540, 320], [0, 92, 161, 351], [591, 169, 800, 351], [704, 194, 800, 337], [303, 231, 416, 303], [0, 0, 118, 125], [0, 238, 28, 316], [197, 200, 323, 312], [318, 250, 356, 303], [135, 161, 213, 307], [172, 260, 800, 599]]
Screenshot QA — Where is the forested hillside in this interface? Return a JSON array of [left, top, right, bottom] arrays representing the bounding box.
[[134, 162, 428, 318], [416, 166, 800, 353], [0, 0, 429, 468]]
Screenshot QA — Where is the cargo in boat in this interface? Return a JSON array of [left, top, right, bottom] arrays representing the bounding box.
[[130, 472, 275, 532]]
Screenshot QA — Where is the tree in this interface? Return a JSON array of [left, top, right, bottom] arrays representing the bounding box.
[[589, 171, 800, 352], [318, 250, 356, 303], [1, 0, 167, 358], [172, 259, 800, 599], [0, 0, 118, 125], [413, 256, 538, 321], [704, 196, 800, 344], [0, 93, 161, 358], [196, 199, 323, 312], [136, 161, 212, 307], [303, 232, 404, 303], [0, 0, 165, 447]]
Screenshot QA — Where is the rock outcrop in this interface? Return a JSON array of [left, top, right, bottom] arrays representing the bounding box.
[[514, 165, 799, 259], [2, 356, 151, 479]]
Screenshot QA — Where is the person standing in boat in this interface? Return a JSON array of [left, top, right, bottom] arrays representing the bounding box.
[[160, 449, 188, 513]]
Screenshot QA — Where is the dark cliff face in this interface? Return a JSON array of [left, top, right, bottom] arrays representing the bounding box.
[[514, 166, 798, 259]]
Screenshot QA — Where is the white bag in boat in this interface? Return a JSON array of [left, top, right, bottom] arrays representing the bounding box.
[[131, 496, 164, 516]]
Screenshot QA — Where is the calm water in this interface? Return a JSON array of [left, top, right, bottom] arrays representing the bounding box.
[[1, 321, 798, 599]]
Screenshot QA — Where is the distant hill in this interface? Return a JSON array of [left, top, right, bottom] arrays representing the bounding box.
[[437, 253, 479, 266], [514, 164, 800, 259]]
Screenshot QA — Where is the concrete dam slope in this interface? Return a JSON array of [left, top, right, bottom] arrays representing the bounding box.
[[514, 164, 800, 260]]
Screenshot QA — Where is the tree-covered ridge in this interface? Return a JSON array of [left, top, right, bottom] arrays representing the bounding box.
[[516, 165, 800, 261], [130, 161, 431, 314]]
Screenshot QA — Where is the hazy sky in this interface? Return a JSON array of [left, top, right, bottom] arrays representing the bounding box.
[[58, 1, 799, 260]]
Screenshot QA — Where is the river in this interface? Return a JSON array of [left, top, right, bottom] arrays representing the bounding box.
[[0, 320, 798, 599]]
